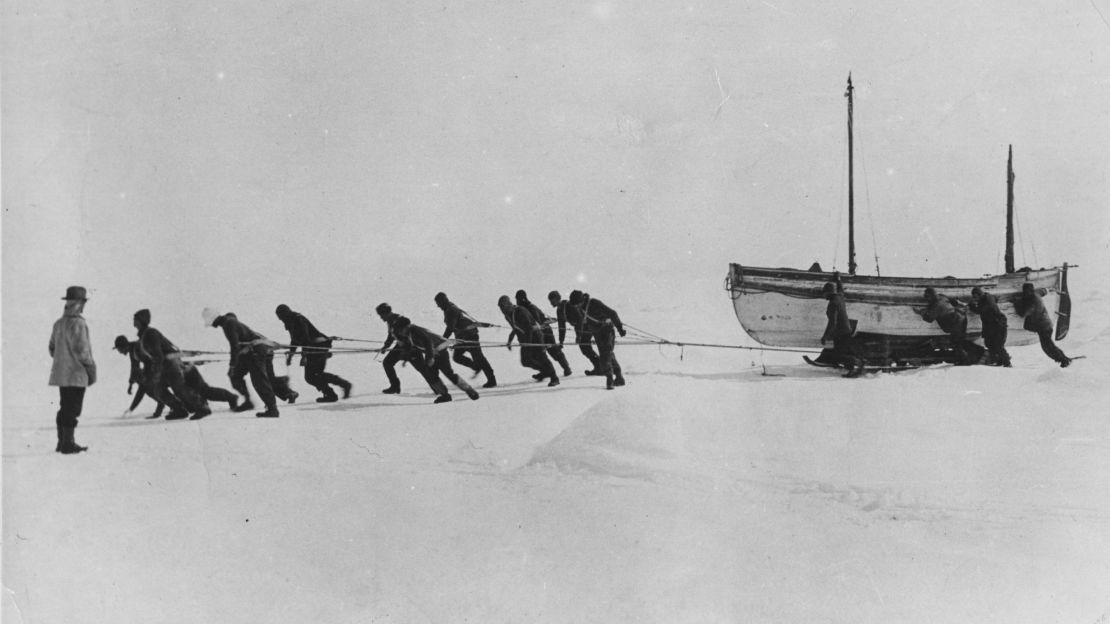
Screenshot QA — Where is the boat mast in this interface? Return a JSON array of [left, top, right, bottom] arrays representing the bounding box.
[[1005, 144, 1016, 273], [845, 74, 857, 276]]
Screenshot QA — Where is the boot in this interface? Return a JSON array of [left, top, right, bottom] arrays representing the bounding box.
[[256, 405, 280, 418], [59, 427, 87, 454], [316, 391, 339, 404], [456, 379, 479, 401], [189, 404, 213, 420], [55, 422, 63, 453], [584, 369, 600, 376], [232, 399, 254, 413], [382, 386, 401, 394], [340, 381, 352, 399], [613, 376, 626, 387], [285, 390, 299, 404], [548, 377, 560, 387], [482, 376, 497, 389], [228, 395, 239, 410], [433, 394, 453, 404], [166, 409, 190, 420]]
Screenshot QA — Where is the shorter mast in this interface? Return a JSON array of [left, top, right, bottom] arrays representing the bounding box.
[[1005, 145, 1016, 273]]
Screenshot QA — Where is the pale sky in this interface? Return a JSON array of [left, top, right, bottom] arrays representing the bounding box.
[[4, 1, 1109, 357]]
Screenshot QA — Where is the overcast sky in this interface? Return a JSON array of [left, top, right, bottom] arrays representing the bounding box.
[[4, 1, 1109, 357]]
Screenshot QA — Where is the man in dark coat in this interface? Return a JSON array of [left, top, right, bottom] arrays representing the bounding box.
[[49, 286, 96, 454], [275, 304, 352, 403], [920, 287, 972, 363], [515, 289, 572, 376], [568, 290, 626, 389], [498, 295, 559, 386], [181, 361, 241, 412], [376, 303, 438, 394], [1015, 282, 1072, 367], [204, 307, 297, 418], [134, 309, 211, 420], [395, 317, 480, 404], [968, 287, 1012, 367], [435, 292, 496, 388], [819, 282, 864, 378], [548, 290, 601, 375], [114, 335, 168, 419]]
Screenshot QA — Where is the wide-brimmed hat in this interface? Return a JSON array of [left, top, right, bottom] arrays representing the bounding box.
[[62, 285, 88, 301]]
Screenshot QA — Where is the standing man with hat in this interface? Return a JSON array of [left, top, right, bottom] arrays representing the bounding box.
[[49, 286, 97, 453]]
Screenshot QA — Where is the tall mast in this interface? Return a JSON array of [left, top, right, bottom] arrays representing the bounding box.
[[845, 74, 857, 276], [1005, 145, 1015, 273]]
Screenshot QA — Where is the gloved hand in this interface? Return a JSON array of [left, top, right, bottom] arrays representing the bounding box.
[[286, 352, 294, 367], [127, 383, 134, 396], [618, 328, 626, 337], [506, 341, 513, 351]]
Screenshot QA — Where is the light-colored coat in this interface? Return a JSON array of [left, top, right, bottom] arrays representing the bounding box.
[[49, 304, 97, 387]]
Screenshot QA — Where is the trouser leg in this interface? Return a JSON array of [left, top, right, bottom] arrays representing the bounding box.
[[575, 331, 601, 369], [245, 354, 277, 407], [467, 345, 496, 383], [163, 359, 207, 411], [382, 349, 404, 389], [1038, 330, 1068, 363], [304, 353, 334, 395], [594, 328, 616, 385], [451, 343, 480, 372], [57, 386, 84, 428]]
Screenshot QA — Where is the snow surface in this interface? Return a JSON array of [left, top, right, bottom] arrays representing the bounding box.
[[4, 286, 1109, 623]]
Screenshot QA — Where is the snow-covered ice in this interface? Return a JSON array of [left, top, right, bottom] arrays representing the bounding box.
[[4, 286, 1109, 623]]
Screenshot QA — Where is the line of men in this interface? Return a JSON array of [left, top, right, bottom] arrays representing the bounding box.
[[375, 289, 628, 403], [821, 280, 1072, 376], [116, 288, 627, 418]]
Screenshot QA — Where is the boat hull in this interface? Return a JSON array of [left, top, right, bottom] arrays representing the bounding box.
[[725, 264, 1068, 353]]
